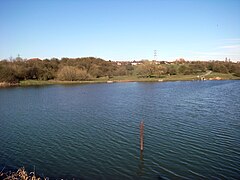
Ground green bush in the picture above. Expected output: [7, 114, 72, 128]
[0, 65, 19, 83]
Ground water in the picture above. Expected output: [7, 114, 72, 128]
[0, 80, 240, 179]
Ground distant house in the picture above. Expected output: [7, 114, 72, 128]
[28, 58, 42, 61]
[175, 58, 186, 64]
[131, 60, 143, 66]
[131, 62, 138, 66]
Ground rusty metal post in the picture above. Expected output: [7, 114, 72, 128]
[140, 121, 144, 151]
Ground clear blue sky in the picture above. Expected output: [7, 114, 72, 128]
[0, 0, 240, 61]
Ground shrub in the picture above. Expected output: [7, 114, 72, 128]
[0, 65, 19, 83]
[57, 66, 90, 81]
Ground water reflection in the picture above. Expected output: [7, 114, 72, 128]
[137, 150, 144, 176]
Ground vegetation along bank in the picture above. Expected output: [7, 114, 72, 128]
[0, 57, 240, 86]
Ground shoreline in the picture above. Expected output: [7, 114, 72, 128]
[1, 74, 239, 87]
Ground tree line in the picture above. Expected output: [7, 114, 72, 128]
[0, 57, 239, 83]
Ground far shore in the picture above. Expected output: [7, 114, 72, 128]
[1, 73, 239, 87]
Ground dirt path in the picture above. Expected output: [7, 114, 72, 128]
[204, 70, 212, 76]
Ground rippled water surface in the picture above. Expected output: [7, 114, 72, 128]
[0, 80, 240, 179]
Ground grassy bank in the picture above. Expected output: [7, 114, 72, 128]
[19, 79, 106, 86]
[205, 72, 240, 80]
[18, 73, 240, 86]
[163, 73, 240, 81]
